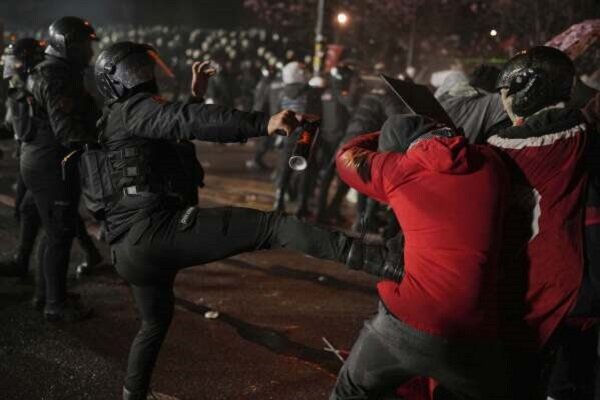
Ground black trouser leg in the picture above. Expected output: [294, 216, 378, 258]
[113, 207, 353, 396]
[17, 190, 41, 270]
[547, 325, 596, 400]
[22, 166, 79, 310]
[296, 160, 320, 216]
[296, 134, 330, 216]
[114, 207, 351, 285]
[317, 159, 337, 222]
[275, 137, 296, 211]
[328, 177, 350, 217]
[34, 234, 47, 304]
[14, 171, 27, 221]
[124, 278, 175, 398]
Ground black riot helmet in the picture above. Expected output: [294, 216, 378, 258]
[46, 16, 98, 66]
[496, 46, 575, 117]
[95, 41, 174, 100]
[2, 38, 46, 80]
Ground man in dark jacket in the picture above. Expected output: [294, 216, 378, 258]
[0, 38, 103, 288]
[20, 17, 101, 321]
[333, 114, 510, 400]
[92, 42, 402, 400]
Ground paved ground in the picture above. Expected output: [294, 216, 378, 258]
[0, 141, 381, 400]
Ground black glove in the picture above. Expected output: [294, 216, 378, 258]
[344, 233, 405, 282]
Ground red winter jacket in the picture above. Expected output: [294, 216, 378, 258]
[336, 133, 509, 338]
[487, 108, 588, 349]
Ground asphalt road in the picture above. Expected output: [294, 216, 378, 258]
[0, 141, 381, 400]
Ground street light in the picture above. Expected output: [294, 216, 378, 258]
[490, 29, 498, 37]
[337, 12, 349, 26]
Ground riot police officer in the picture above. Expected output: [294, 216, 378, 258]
[21, 17, 101, 321]
[0, 39, 47, 282]
[91, 41, 402, 400]
[0, 38, 103, 289]
[322, 75, 406, 229]
[272, 61, 322, 216]
[315, 64, 360, 223]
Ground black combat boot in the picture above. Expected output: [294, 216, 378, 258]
[44, 297, 93, 322]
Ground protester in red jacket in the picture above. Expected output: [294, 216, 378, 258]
[487, 47, 590, 399]
[331, 114, 510, 400]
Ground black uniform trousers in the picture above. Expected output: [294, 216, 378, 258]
[111, 206, 349, 396]
[21, 164, 80, 310]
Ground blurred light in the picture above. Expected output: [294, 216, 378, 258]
[337, 12, 349, 26]
[490, 29, 498, 37]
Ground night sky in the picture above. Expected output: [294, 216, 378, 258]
[0, 0, 251, 30]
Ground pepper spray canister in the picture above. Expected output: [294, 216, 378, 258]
[289, 120, 320, 171]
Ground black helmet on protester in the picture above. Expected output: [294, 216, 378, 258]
[495, 46, 575, 117]
[95, 41, 174, 100]
[2, 38, 46, 79]
[46, 16, 98, 66]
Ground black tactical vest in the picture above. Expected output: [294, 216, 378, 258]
[80, 101, 202, 219]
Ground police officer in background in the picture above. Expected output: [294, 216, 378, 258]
[0, 38, 103, 289]
[272, 61, 322, 217]
[315, 63, 360, 223]
[91, 41, 402, 400]
[247, 63, 277, 171]
[21, 17, 101, 321]
[0, 39, 47, 281]
[322, 73, 406, 228]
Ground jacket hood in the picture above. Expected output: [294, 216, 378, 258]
[379, 114, 440, 153]
[407, 135, 472, 174]
[379, 114, 471, 174]
[500, 106, 585, 139]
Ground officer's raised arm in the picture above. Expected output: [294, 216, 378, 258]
[126, 98, 299, 142]
[94, 44, 298, 143]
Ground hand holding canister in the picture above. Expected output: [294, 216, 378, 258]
[289, 119, 320, 171]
